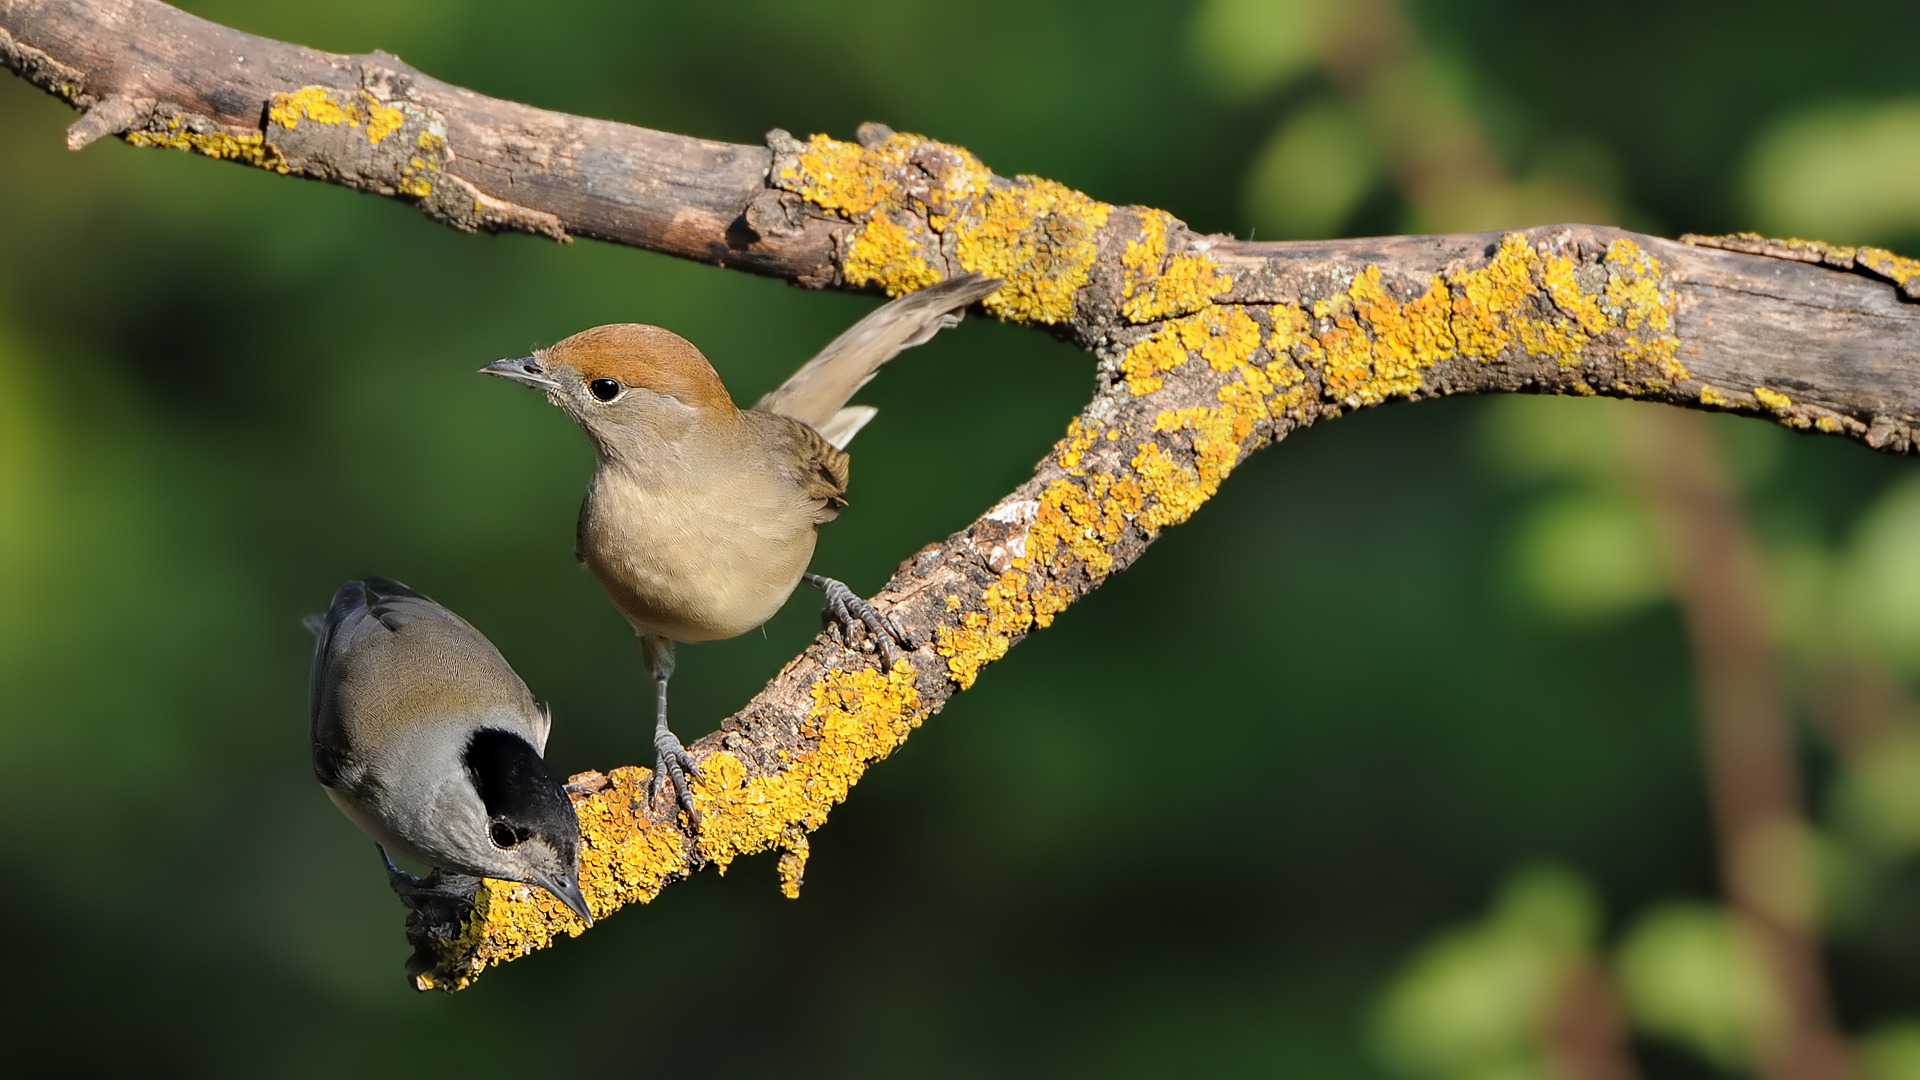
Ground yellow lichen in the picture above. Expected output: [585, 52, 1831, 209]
[267, 85, 413, 147]
[843, 213, 940, 295]
[1815, 416, 1841, 433]
[935, 569, 1038, 689]
[1751, 386, 1811, 428]
[1699, 385, 1731, 407]
[777, 835, 810, 899]
[1024, 473, 1142, 577]
[1131, 442, 1212, 533]
[780, 132, 974, 219]
[1319, 266, 1460, 405]
[775, 131, 1107, 323]
[1120, 321, 1193, 394]
[950, 176, 1111, 323]
[1121, 306, 1262, 396]
[1122, 251, 1231, 322]
[1539, 250, 1609, 335]
[268, 86, 353, 129]
[693, 663, 921, 871]
[1178, 304, 1263, 371]
[1053, 416, 1100, 473]
[122, 128, 288, 173]
[1685, 232, 1859, 266]
[1448, 232, 1542, 362]
[1858, 246, 1920, 287]
[1270, 303, 1312, 352]
[364, 100, 405, 145]
[1688, 231, 1918, 293]
[1121, 210, 1173, 301]
[1603, 238, 1686, 382]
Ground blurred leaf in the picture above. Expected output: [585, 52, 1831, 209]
[1835, 727, 1920, 854]
[1860, 1022, 1920, 1080]
[1614, 903, 1781, 1071]
[1372, 866, 1596, 1079]
[1744, 98, 1920, 245]
[1507, 488, 1666, 623]
[1478, 395, 1629, 486]
[1838, 476, 1920, 676]
[1188, 0, 1334, 102]
[1242, 98, 1379, 240]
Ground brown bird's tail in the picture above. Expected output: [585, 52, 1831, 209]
[752, 272, 1001, 447]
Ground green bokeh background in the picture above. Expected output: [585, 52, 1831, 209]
[2, 0, 1919, 1074]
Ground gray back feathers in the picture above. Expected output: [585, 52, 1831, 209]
[308, 577, 548, 788]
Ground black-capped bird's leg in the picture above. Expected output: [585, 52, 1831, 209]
[641, 634, 701, 822]
[379, 844, 418, 892]
[378, 845, 479, 913]
[802, 572, 912, 668]
[379, 846, 482, 987]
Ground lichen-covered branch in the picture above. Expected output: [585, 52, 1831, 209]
[5, 0, 1918, 991]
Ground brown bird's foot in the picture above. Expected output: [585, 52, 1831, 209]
[649, 730, 702, 823]
[803, 572, 913, 668]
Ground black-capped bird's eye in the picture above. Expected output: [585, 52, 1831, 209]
[489, 821, 519, 848]
[589, 378, 621, 402]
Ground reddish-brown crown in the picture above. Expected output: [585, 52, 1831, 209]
[542, 324, 735, 413]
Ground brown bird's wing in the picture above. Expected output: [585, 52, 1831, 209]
[754, 412, 851, 525]
[752, 273, 1001, 441]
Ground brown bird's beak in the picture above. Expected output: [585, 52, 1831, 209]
[480, 356, 559, 391]
[532, 870, 594, 926]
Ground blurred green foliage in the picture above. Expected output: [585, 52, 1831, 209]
[1374, 866, 1600, 1079]
[1615, 904, 1782, 1073]
[3, 0, 1920, 1074]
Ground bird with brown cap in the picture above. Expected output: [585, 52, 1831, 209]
[482, 273, 1000, 817]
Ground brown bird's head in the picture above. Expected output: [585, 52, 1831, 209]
[482, 324, 736, 448]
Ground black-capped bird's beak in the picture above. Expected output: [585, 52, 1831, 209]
[480, 356, 559, 391]
[533, 870, 593, 927]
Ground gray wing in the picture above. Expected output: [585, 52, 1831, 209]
[752, 273, 1001, 438]
[307, 579, 380, 788]
[305, 576, 538, 787]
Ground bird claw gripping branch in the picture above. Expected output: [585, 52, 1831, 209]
[805, 571, 912, 669]
[649, 729, 702, 824]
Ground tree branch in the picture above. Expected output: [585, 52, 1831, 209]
[5, 0, 1917, 990]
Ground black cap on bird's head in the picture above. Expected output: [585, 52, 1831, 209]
[463, 728, 592, 925]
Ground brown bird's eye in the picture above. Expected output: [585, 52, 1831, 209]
[489, 821, 519, 848]
[588, 378, 621, 402]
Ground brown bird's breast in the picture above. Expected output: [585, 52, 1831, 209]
[578, 451, 824, 642]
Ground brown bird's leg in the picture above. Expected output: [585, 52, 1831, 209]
[641, 634, 701, 817]
[802, 573, 913, 669]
